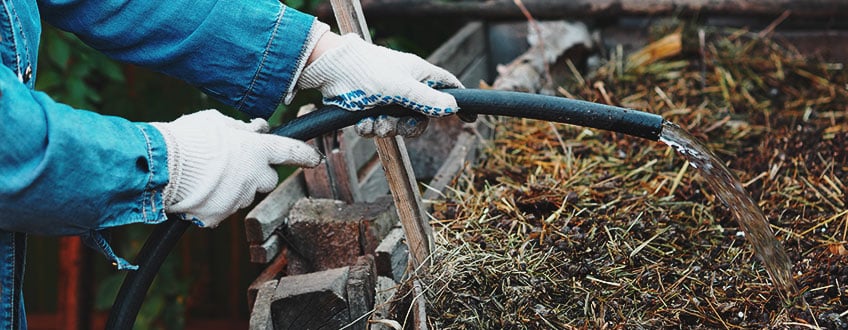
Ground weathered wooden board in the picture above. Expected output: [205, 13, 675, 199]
[421, 130, 478, 202]
[345, 256, 377, 329]
[247, 245, 288, 308]
[374, 227, 409, 282]
[248, 279, 278, 330]
[271, 267, 351, 329]
[330, 0, 848, 20]
[248, 233, 281, 264]
[244, 170, 307, 243]
[427, 22, 487, 76]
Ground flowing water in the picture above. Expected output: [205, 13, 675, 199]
[659, 121, 798, 299]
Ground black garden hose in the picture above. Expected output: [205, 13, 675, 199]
[106, 89, 663, 329]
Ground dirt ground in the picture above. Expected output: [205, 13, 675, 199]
[426, 22, 847, 329]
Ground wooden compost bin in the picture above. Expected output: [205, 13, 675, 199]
[242, 21, 507, 329]
[244, 10, 848, 329]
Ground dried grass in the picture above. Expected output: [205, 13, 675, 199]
[425, 22, 848, 329]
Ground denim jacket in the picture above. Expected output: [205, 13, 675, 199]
[0, 0, 317, 328]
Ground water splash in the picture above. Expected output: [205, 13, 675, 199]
[659, 121, 797, 299]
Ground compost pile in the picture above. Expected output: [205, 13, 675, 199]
[426, 23, 847, 329]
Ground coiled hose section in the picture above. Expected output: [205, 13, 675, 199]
[106, 89, 663, 329]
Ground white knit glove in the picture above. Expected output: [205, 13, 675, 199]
[151, 110, 322, 228]
[297, 33, 463, 137]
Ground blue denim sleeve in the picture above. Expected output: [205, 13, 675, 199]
[37, 0, 315, 119]
[0, 65, 169, 236]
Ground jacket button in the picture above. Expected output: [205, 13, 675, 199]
[22, 65, 32, 83]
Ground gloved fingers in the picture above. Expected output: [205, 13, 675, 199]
[398, 80, 459, 117]
[398, 52, 463, 89]
[355, 117, 377, 138]
[180, 109, 270, 133]
[420, 66, 464, 90]
[354, 115, 429, 138]
[245, 118, 270, 133]
[222, 116, 269, 133]
[397, 115, 429, 138]
[373, 115, 399, 137]
[259, 135, 323, 167]
[355, 116, 400, 138]
[254, 165, 280, 194]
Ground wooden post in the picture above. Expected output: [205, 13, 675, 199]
[323, 0, 848, 20]
[329, 0, 433, 271]
[328, 3, 433, 328]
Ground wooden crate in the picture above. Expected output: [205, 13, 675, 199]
[244, 21, 505, 329]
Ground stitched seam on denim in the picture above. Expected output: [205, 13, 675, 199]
[7, 3, 27, 75]
[0, 232, 13, 328]
[235, 5, 285, 111]
[8, 233, 15, 330]
[137, 126, 157, 223]
[0, 1, 20, 78]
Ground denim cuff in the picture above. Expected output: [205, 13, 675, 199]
[135, 123, 169, 224]
[81, 123, 170, 270]
[235, 6, 315, 119]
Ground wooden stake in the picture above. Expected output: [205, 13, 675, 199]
[329, 0, 433, 271]
[328, 1, 432, 328]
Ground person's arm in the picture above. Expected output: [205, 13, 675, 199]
[0, 65, 169, 236]
[37, 0, 325, 119]
[0, 62, 321, 237]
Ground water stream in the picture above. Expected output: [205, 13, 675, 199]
[658, 121, 798, 299]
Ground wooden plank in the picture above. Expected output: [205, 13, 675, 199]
[458, 56, 490, 88]
[373, 138, 433, 268]
[358, 161, 389, 203]
[405, 116, 466, 180]
[304, 132, 361, 203]
[330, 0, 848, 20]
[330, 0, 434, 271]
[244, 169, 307, 244]
[268, 260, 376, 329]
[247, 245, 288, 308]
[271, 267, 351, 329]
[778, 30, 848, 62]
[345, 126, 378, 175]
[346, 255, 377, 329]
[374, 227, 409, 282]
[248, 233, 282, 264]
[422, 131, 477, 202]
[248, 279, 278, 330]
[412, 279, 427, 330]
[426, 22, 487, 75]
[371, 276, 400, 330]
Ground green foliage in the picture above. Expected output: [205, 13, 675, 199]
[37, 27, 125, 111]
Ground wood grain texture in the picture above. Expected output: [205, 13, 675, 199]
[330, 0, 434, 271]
[244, 170, 307, 244]
[323, 0, 848, 20]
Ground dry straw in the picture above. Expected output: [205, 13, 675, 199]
[426, 21, 847, 329]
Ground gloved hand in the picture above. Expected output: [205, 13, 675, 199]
[151, 110, 322, 228]
[297, 33, 465, 138]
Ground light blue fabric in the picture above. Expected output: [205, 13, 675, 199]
[0, 0, 316, 327]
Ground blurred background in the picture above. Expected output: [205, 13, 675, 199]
[24, 1, 463, 329]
